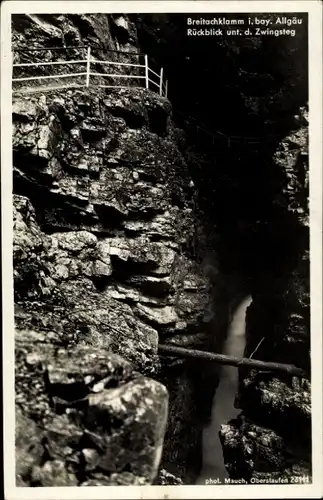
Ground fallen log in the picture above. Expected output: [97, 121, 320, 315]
[158, 344, 306, 378]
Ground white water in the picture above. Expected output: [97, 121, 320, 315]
[196, 296, 252, 485]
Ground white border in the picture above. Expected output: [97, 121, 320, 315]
[1, 1, 322, 499]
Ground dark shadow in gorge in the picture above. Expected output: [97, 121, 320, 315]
[134, 12, 309, 483]
[157, 132, 309, 482]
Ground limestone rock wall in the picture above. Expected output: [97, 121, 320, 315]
[13, 84, 221, 485]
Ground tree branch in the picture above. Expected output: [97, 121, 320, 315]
[249, 337, 265, 359]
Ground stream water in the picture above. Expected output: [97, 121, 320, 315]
[196, 296, 252, 485]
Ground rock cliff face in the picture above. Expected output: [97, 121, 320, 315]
[13, 79, 222, 485]
[219, 107, 310, 480]
[12, 14, 227, 486]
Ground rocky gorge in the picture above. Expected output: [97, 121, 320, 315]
[12, 13, 311, 487]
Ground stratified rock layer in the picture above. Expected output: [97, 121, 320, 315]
[13, 86, 218, 485]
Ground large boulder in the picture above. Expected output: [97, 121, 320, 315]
[15, 337, 168, 486]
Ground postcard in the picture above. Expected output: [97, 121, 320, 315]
[2, 1, 322, 499]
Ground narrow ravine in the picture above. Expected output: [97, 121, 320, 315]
[10, 11, 312, 487]
[196, 296, 252, 484]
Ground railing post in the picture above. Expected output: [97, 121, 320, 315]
[145, 54, 149, 89]
[159, 67, 163, 96]
[86, 46, 91, 87]
[165, 79, 168, 98]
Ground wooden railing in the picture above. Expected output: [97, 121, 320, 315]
[12, 45, 168, 97]
[12, 46, 277, 149]
[173, 108, 282, 149]
[174, 109, 261, 147]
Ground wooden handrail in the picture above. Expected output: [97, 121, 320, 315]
[173, 108, 266, 146]
[92, 60, 145, 68]
[12, 72, 87, 82]
[13, 59, 87, 68]
[158, 344, 307, 378]
[89, 72, 146, 79]
[12, 46, 167, 97]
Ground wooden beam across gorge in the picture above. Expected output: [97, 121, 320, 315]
[158, 344, 306, 378]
